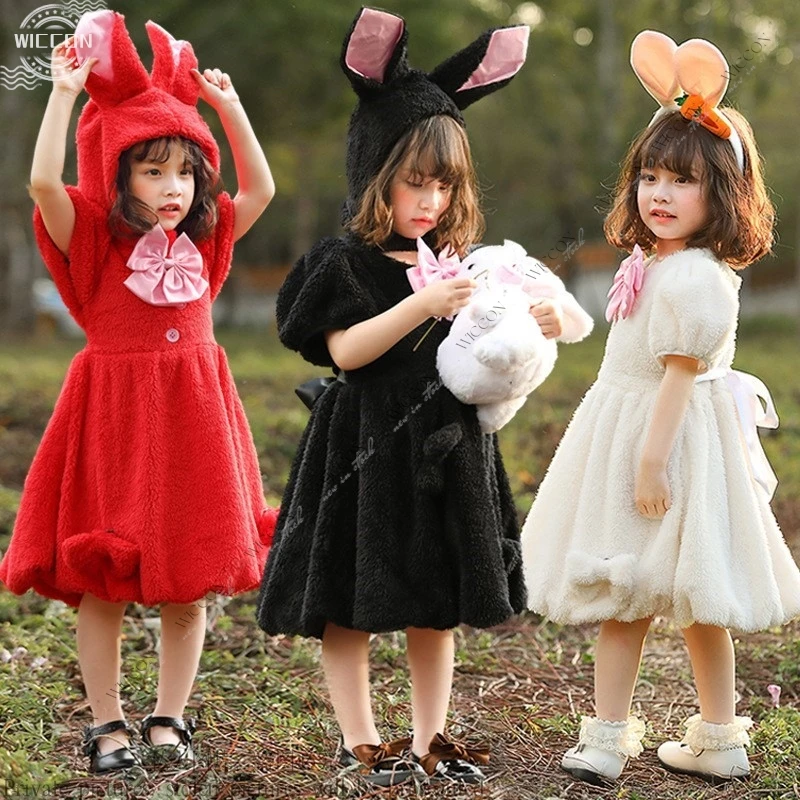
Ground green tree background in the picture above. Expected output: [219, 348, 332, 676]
[1, 0, 798, 329]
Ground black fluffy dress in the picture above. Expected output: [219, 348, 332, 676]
[256, 235, 526, 638]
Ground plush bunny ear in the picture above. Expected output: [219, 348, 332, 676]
[146, 21, 200, 105]
[73, 10, 150, 106]
[630, 30, 680, 107]
[674, 38, 729, 107]
[429, 26, 529, 110]
[341, 7, 408, 96]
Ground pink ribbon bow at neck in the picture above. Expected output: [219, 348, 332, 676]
[406, 237, 462, 321]
[124, 226, 208, 307]
[606, 244, 645, 323]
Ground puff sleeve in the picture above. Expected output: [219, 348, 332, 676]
[32, 186, 110, 327]
[205, 190, 236, 301]
[647, 250, 739, 372]
[276, 237, 379, 367]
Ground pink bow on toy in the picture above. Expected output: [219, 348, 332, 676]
[605, 244, 645, 323]
[407, 238, 463, 321]
[124, 226, 208, 307]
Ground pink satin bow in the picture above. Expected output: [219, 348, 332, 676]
[606, 244, 645, 323]
[406, 238, 463, 321]
[124, 226, 208, 307]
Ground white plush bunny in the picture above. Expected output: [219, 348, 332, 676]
[412, 239, 594, 433]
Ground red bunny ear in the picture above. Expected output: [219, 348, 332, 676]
[146, 20, 200, 105]
[73, 10, 150, 106]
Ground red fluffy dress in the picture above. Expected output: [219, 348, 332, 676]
[0, 11, 277, 607]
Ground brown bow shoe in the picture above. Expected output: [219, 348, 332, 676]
[412, 732, 489, 783]
[338, 737, 423, 786]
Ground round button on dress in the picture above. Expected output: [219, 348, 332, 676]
[165, 328, 180, 343]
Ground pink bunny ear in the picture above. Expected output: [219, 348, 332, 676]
[457, 27, 529, 92]
[430, 25, 529, 110]
[674, 38, 729, 106]
[73, 10, 150, 106]
[630, 30, 680, 107]
[342, 8, 406, 85]
[146, 21, 200, 105]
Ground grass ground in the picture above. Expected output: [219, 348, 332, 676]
[1, 320, 799, 800]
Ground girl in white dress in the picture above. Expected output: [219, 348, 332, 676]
[520, 30, 800, 786]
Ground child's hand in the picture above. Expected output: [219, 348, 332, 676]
[50, 39, 96, 98]
[417, 278, 476, 319]
[191, 68, 239, 110]
[635, 459, 671, 519]
[530, 298, 564, 339]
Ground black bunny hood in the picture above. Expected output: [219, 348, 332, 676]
[340, 7, 529, 223]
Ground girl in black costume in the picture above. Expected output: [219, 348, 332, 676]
[257, 6, 567, 786]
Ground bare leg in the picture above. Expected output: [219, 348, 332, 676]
[594, 617, 652, 720]
[321, 622, 380, 751]
[681, 624, 735, 724]
[77, 593, 129, 754]
[406, 627, 454, 756]
[147, 602, 207, 745]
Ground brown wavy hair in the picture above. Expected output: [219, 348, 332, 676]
[347, 115, 484, 256]
[109, 137, 222, 241]
[604, 109, 774, 268]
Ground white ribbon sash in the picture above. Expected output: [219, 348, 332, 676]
[696, 367, 779, 500]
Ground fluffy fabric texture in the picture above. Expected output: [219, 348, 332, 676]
[256, 235, 526, 638]
[434, 240, 594, 432]
[0, 194, 274, 606]
[340, 7, 528, 222]
[521, 247, 800, 632]
[578, 717, 646, 759]
[73, 10, 219, 210]
[682, 715, 753, 751]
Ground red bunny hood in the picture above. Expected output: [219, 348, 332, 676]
[72, 10, 219, 210]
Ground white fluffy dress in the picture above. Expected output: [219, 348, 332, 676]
[521, 247, 800, 632]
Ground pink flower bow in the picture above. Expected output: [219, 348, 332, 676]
[124, 226, 208, 307]
[605, 244, 645, 323]
[406, 238, 463, 321]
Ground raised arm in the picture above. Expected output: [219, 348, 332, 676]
[325, 277, 476, 371]
[191, 68, 275, 242]
[635, 354, 700, 519]
[29, 42, 96, 256]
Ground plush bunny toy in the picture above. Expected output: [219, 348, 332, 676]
[411, 238, 594, 433]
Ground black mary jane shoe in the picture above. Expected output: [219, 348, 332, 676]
[338, 737, 423, 787]
[140, 714, 196, 765]
[412, 733, 489, 783]
[82, 719, 139, 774]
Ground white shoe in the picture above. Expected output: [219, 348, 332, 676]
[657, 741, 749, 782]
[561, 744, 625, 784]
[657, 715, 752, 783]
[560, 716, 645, 785]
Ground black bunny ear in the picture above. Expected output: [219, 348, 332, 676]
[340, 7, 409, 97]
[429, 25, 529, 110]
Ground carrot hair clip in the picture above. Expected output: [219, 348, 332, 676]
[630, 30, 745, 172]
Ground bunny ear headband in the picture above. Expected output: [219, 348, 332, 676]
[340, 7, 529, 224]
[631, 30, 745, 172]
[68, 10, 219, 209]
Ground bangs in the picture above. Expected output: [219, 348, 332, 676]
[637, 116, 705, 179]
[129, 137, 195, 167]
[402, 116, 471, 185]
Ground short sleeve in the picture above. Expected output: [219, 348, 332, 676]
[647, 251, 739, 372]
[206, 191, 236, 301]
[276, 237, 379, 367]
[32, 185, 109, 325]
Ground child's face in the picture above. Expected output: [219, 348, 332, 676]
[128, 145, 195, 231]
[389, 158, 453, 240]
[637, 165, 708, 251]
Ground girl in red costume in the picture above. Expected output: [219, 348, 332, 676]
[0, 10, 276, 773]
